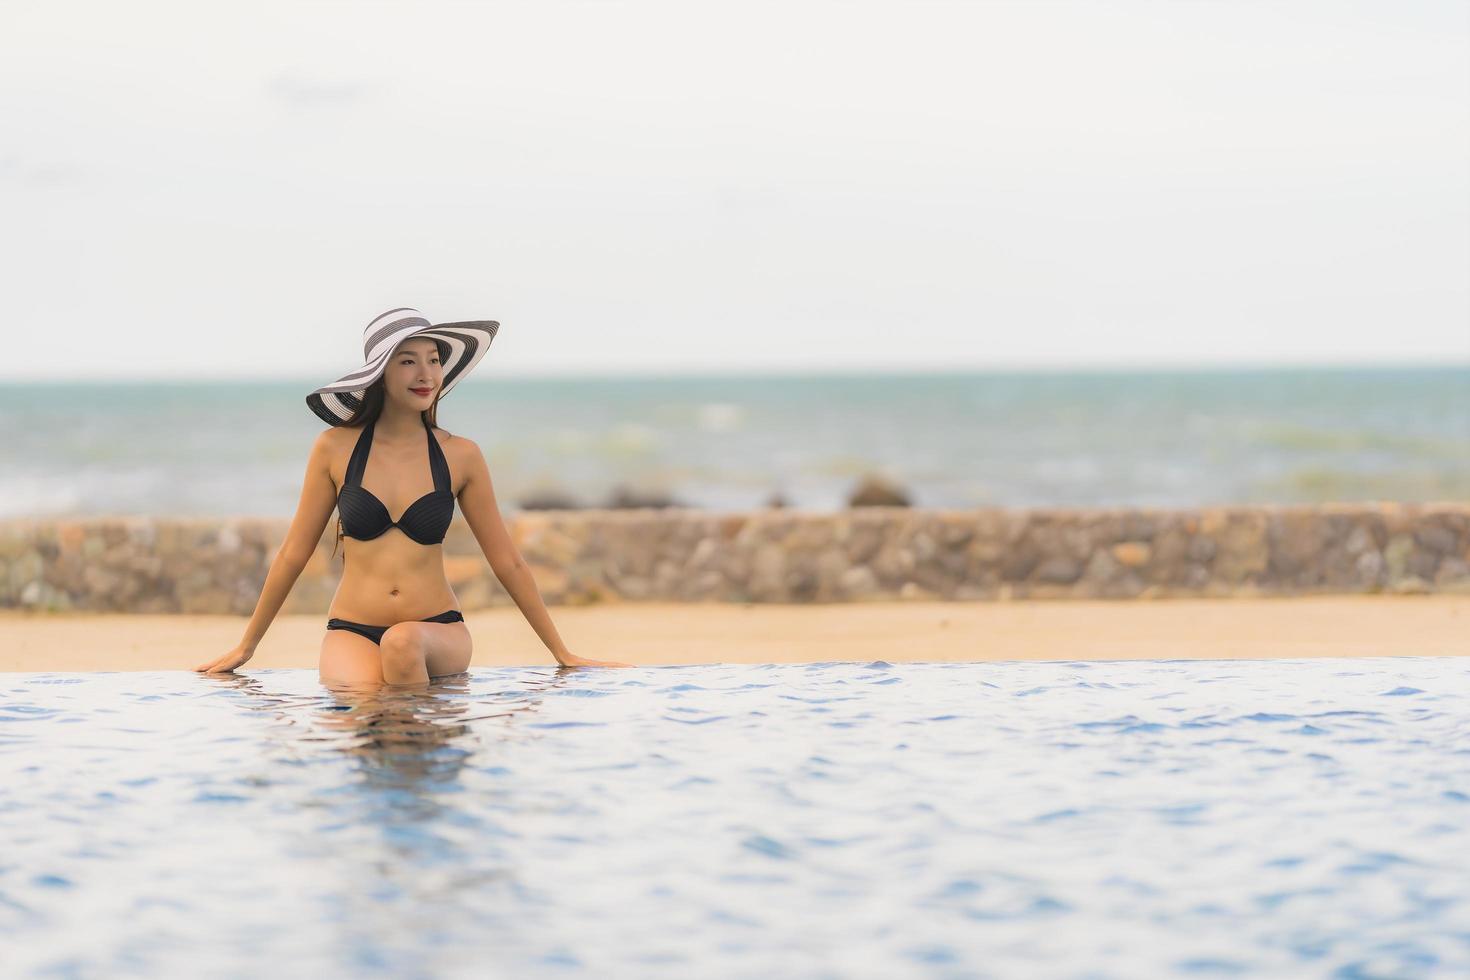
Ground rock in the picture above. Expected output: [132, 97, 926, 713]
[81, 566, 121, 596]
[1344, 525, 1376, 556]
[687, 537, 720, 569]
[936, 517, 976, 548]
[1149, 524, 1191, 580]
[1383, 534, 1415, 580]
[749, 543, 787, 599]
[8, 551, 43, 592]
[1035, 557, 1082, 584]
[1269, 511, 1331, 584]
[999, 540, 1040, 581]
[847, 475, 911, 507]
[1415, 524, 1459, 556]
[56, 523, 85, 551]
[522, 524, 582, 568]
[843, 520, 885, 565]
[871, 544, 916, 583]
[682, 569, 727, 600]
[911, 530, 937, 562]
[1187, 536, 1217, 563]
[839, 565, 879, 598]
[1389, 576, 1431, 595]
[217, 526, 241, 553]
[1434, 557, 1470, 587]
[605, 485, 681, 509]
[616, 574, 651, 600]
[4, 504, 1470, 614]
[816, 547, 850, 594]
[1085, 548, 1122, 582]
[786, 565, 819, 601]
[180, 588, 232, 614]
[517, 486, 583, 510]
[1355, 550, 1386, 588]
[898, 581, 936, 601]
[1111, 542, 1151, 567]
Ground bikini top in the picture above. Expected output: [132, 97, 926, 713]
[337, 415, 455, 545]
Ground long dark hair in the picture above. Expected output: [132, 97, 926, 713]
[330, 339, 449, 560]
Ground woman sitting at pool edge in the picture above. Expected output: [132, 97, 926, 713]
[193, 307, 634, 687]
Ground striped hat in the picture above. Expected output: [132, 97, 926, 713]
[306, 307, 499, 425]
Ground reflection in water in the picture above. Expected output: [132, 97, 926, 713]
[194, 667, 577, 809]
[178, 667, 592, 970]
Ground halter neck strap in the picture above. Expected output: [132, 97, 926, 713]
[343, 415, 449, 493]
[424, 415, 451, 494]
[344, 417, 375, 488]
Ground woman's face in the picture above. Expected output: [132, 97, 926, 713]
[382, 338, 444, 412]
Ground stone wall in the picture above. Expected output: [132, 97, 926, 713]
[2, 503, 1467, 614]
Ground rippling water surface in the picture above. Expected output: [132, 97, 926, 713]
[3, 659, 1468, 978]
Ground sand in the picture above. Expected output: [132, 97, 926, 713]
[0, 595, 1466, 672]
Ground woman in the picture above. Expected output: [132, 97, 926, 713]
[193, 307, 633, 687]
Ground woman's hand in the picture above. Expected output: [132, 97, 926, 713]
[556, 652, 635, 669]
[194, 643, 255, 674]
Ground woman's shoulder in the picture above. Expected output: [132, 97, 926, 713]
[430, 426, 482, 455]
[312, 424, 362, 471]
[314, 424, 350, 451]
[314, 423, 362, 454]
[431, 427, 486, 477]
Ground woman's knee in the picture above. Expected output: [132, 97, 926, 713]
[320, 630, 385, 688]
[379, 623, 426, 665]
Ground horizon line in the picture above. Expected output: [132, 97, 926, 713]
[3, 357, 1469, 384]
[2, 359, 1470, 382]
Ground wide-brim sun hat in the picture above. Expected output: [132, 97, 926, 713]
[306, 307, 499, 426]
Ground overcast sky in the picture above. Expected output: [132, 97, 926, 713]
[3, 0, 1467, 380]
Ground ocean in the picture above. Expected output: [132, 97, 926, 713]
[1, 366, 1466, 519]
[2, 658, 1467, 977]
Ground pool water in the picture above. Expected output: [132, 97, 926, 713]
[2, 658, 1468, 978]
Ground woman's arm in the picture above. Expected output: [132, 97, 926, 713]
[455, 438, 632, 668]
[194, 431, 338, 672]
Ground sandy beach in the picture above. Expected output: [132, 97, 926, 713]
[1, 594, 1465, 672]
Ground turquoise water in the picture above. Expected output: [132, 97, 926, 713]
[1, 366, 1466, 518]
[3, 658, 1468, 977]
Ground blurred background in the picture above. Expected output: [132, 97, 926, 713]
[2, 0, 1466, 518]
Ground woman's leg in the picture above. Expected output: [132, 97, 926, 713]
[379, 618, 474, 686]
[319, 627, 386, 691]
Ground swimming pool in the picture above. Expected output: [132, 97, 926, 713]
[3, 658, 1467, 978]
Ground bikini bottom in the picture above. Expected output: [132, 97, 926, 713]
[325, 609, 465, 646]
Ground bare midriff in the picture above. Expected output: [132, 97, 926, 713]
[326, 531, 461, 625]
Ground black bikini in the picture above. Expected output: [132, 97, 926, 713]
[338, 414, 455, 545]
[325, 415, 464, 645]
[326, 608, 464, 646]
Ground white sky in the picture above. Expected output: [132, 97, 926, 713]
[2, 0, 1467, 380]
